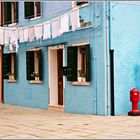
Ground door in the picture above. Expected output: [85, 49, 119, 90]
[57, 49, 63, 105]
[110, 50, 115, 116]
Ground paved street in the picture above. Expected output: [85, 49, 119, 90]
[0, 103, 140, 139]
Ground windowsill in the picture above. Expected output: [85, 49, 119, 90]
[30, 16, 41, 21]
[30, 80, 42, 84]
[72, 81, 90, 86]
[7, 79, 17, 83]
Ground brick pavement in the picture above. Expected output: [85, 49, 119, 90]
[0, 103, 140, 139]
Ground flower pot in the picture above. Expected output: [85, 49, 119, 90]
[78, 77, 82, 82]
[35, 77, 39, 81]
[82, 77, 86, 82]
[9, 75, 14, 80]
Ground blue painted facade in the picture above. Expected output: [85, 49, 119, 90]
[4, 1, 140, 115]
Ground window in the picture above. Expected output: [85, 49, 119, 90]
[1, 2, 18, 25]
[72, 1, 88, 8]
[2, 52, 17, 80]
[26, 49, 42, 81]
[25, 2, 41, 19]
[67, 44, 90, 82]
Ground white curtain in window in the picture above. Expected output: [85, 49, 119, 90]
[43, 22, 51, 40]
[70, 9, 80, 31]
[52, 18, 60, 38]
[29, 26, 35, 42]
[0, 27, 4, 45]
[34, 24, 43, 40]
[60, 14, 69, 35]
[19, 27, 24, 43]
[4, 28, 10, 45]
[24, 27, 29, 42]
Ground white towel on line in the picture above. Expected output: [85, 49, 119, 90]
[19, 27, 24, 43]
[43, 22, 51, 40]
[4, 28, 10, 45]
[70, 9, 80, 31]
[29, 26, 35, 42]
[34, 24, 43, 40]
[24, 27, 29, 42]
[52, 18, 60, 38]
[0, 27, 4, 45]
[60, 14, 69, 34]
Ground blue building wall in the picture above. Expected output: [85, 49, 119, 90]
[110, 2, 140, 115]
[4, 2, 108, 115]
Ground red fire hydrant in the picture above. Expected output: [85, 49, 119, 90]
[128, 88, 140, 116]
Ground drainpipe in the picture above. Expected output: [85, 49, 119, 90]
[105, 2, 111, 116]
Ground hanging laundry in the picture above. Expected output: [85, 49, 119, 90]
[10, 28, 18, 44]
[60, 14, 69, 34]
[70, 9, 80, 31]
[52, 18, 60, 38]
[9, 28, 19, 52]
[43, 22, 51, 40]
[4, 28, 10, 45]
[9, 44, 14, 51]
[34, 24, 42, 40]
[29, 26, 35, 42]
[19, 27, 24, 43]
[24, 27, 29, 42]
[0, 27, 4, 45]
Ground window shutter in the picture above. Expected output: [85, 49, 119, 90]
[2, 54, 11, 79]
[24, 2, 34, 19]
[37, 50, 43, 81]
[67, 47, 77, 81]
[86, 45, 91, 82]
[26, 51, 34, 80]
[13, 53, 17, 80]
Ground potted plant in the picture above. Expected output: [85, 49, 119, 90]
[31, 72, 40, 80]
[6, 72, 15, 80]
[78, 69, 86, 82]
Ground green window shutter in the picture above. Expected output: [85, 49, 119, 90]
[13, 53, 17, 80]
[37, 50, 43, 81]
[67, 47, 77, 81]
[26, 51, 34, 80]
[86, 45, 91, 82]
[2, 54, 11, 79]
[24, 2, 34, 19]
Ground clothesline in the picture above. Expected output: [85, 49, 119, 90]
[0, 7, 80, 52]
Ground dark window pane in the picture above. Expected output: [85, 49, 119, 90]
[2, 54, 11, 79]
[3, 2, 12, 25]
[26, 51, 35, 80]
[25, 2, 34, 19]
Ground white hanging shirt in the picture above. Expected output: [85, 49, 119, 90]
[24, 27, 29, 42]
[0, 27, 4, 45]
[19, 27, 24, 43]
[34, 24, 43, 40]
[70, 8, 80, 31]
[43, 22, 51, 40]
[52, 18, 60, 38]
[60, 14, 69, 34]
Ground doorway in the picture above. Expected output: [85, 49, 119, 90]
[48, 47, 64, 107]
[110, 50, 115, 116]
